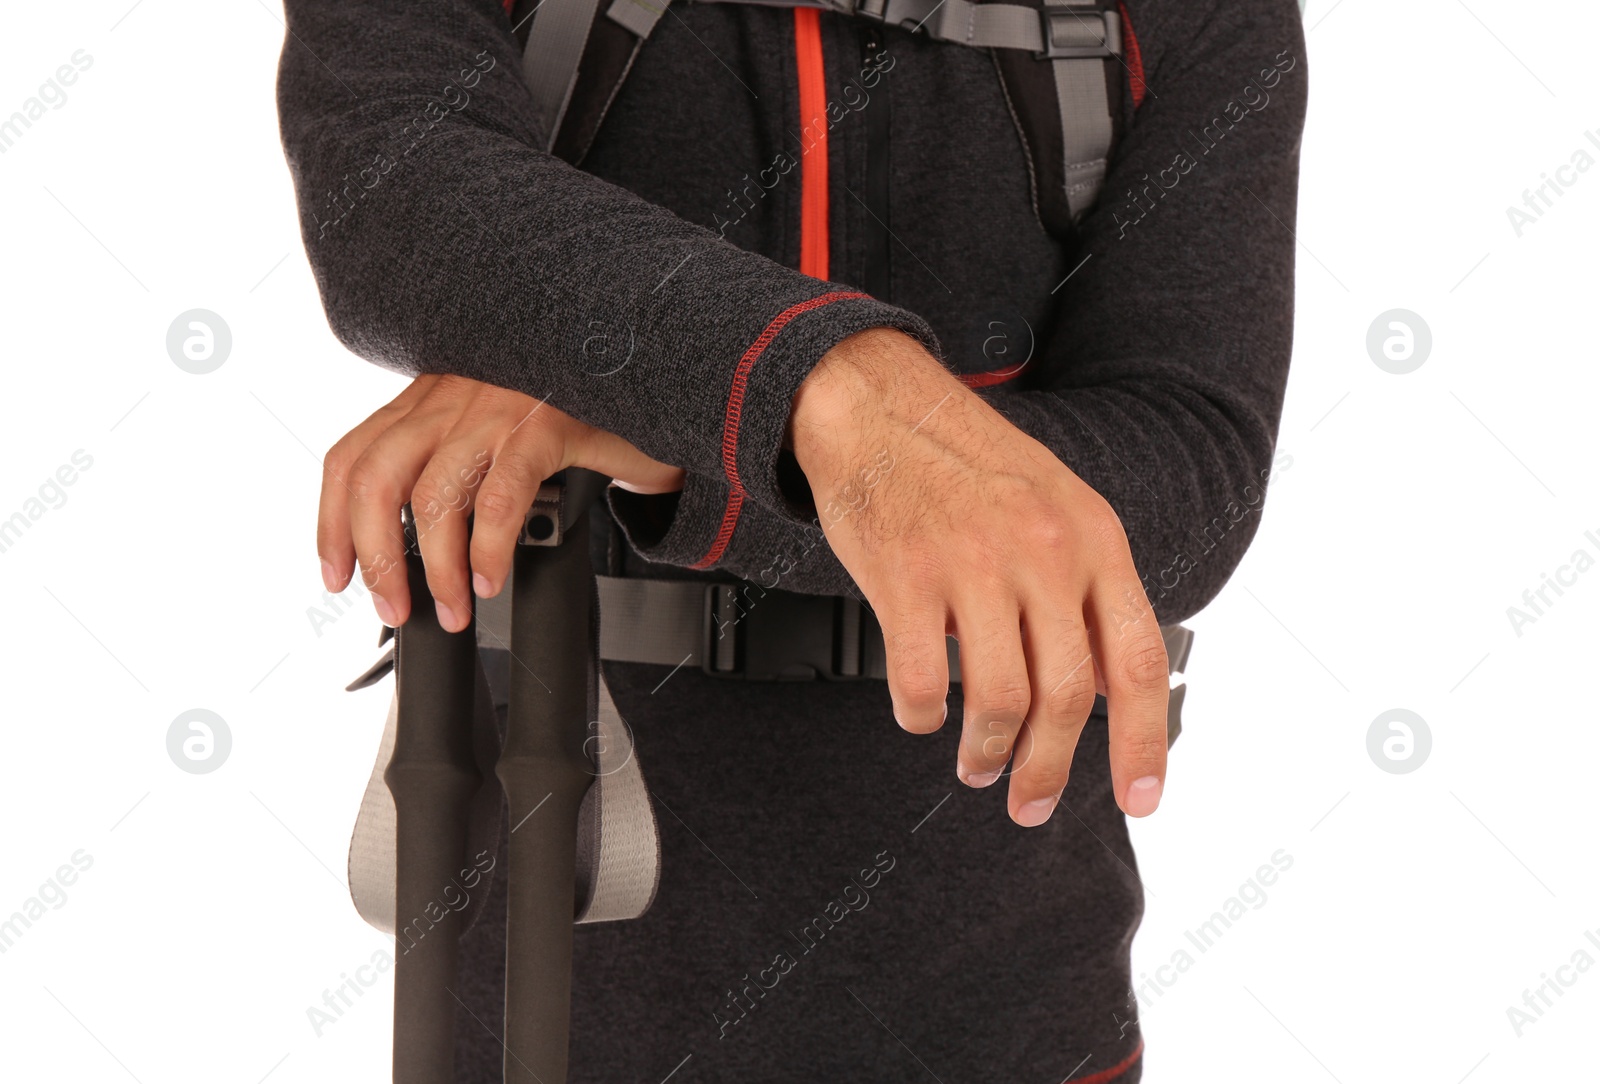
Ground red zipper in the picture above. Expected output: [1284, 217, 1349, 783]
[794, 8, 829, 280]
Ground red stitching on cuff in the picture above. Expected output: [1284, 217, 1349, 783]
[690, 290, 869, 570]
[1118, 1, 1146, 109]
[1063, 1040, 1144, 1084]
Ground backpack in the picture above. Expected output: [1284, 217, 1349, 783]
[347, 9, 1157, 1078]
[508, 0, 1133, 241]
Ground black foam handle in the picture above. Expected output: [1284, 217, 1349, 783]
[498, 484, 597, 1084]
[386, 506, 485, 1084]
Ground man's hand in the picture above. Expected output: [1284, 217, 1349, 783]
[319, 374, 684, 632]
[790, 329, 1170, 827]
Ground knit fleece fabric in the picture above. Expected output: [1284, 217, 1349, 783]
[275, 0, 1307, 1079]
[276, 0, 1308, 623]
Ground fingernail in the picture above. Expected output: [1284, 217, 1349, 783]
[1016, 795, 1058, 828]
[320, 559, 338, 593]
[963, 765, 1003, 789]
[435, 602, 459, 631]
[473, 572, 492, 598]
[373, 594, 397, 627]
[1126, 775, 1163, 817]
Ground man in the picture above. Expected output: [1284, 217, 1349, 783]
[277, 0, 1306, 1078]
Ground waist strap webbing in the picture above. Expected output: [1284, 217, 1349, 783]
[475, 572, 1193, 695]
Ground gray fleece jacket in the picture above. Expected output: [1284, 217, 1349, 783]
[275, 0, 1308, 625]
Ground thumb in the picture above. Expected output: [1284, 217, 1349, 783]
[571, 427, 685, 495]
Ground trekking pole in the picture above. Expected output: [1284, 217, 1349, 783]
[384, 503, 484, 1084]
[499, 468, 610, 1084]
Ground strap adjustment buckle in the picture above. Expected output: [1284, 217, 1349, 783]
[1037, 3, 1121, 60]
[700, 583, 876, 680]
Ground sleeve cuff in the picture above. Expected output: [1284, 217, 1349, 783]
[605, 472, 733, 570]
[728, 296, 941, 527]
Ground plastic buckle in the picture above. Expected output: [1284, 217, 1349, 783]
[700, 584, 871, 681]
[1037, 5, 1120, 60]
[852, 0, 889, 22]
[519, 483, 564, 547]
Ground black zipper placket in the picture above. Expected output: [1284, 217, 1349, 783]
[859, 23, 891, 301]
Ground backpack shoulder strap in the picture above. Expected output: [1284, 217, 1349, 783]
[511, 0, 673, 164]
[510, 0, 1125, 231]
[992, 0, 1126, 238]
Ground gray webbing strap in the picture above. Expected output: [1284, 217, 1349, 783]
[480, 574, 1188, 694]
[674, 0, 1120, 217]
[523, 0, 1121, 222]
[521, 0, 610, 152]
[573, 674, 661, 922]
[606, 0, 672, 38]
[1044, 0, 1118, 219]
[693, 0, 1050, 50]
[349, 650, 662, 932]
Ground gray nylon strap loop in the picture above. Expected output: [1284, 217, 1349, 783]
[573, 674, 662, 922]
[522, 0, 609, 152]
[350, 664, 662, 932]
[1053, 51, 1114, 218]
[692, 0, 1052, 51]
[595, 575, 707, 667]
[1041, 1, 1118, 218]
[606, 0, 672, 37]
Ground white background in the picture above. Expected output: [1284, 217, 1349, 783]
[1, 1, 1596, 1081]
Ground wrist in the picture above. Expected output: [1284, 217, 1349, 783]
[788, 327, 945, 470]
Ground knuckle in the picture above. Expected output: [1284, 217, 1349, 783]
[891, 665, 946, 710]
[889, 548, 949, 596]
[324, 443, 353, 482]
[1025, 509, 1072, 553]
[473, 483, 523, 525]
[495, 447, 553, 490]
[1114, 636, 1170, 693]
[975, 678, 1031, 721]
[1020, 760, 1073, 796]
[1119, 730, 1169, 769]
[344, 458, 389, 505]
[1043, 672, 1098, 722]
[1083, 499, 1130, 557]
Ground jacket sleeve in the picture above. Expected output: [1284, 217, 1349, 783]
[611, 0, 1309, 626]
[985, 0, 1308, 624]
[275, 0, 938, 523]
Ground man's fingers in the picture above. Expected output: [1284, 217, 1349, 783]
[318, 375, 438, 594]
[1005, 593, 1099, 827]
[571, 425, 686, 495]
[413, 431, 500, 634]
[468, 409, 565, 602]
[346, 397, 466, 627]
[878, 595, 950, 735]
[951, 586, 1030, 789]
[1087, 580, 1170, 818]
